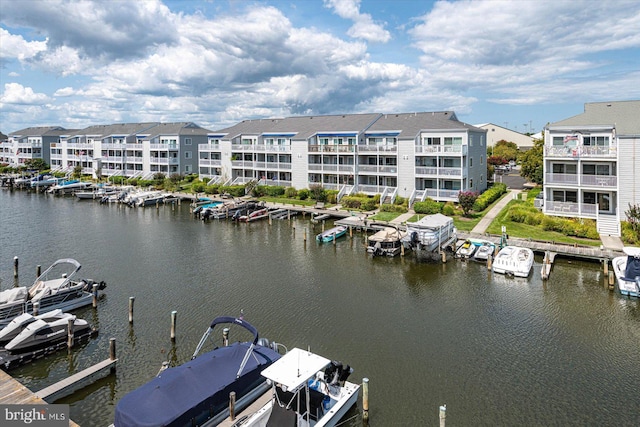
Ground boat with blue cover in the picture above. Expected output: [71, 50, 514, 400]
[113, 316, 282, 427]
[612, 247, 640, 298]
[316, 226, 347, 243]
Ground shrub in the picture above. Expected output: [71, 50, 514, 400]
[473, 183, 507, 211]
[414, 198, 443, 214]
[310, 184, 327, 202]
[622, 222, 640, 245]
[298, 188, 309, 200]
[458, 191, 478, 216]
[380, 204, 407, 213]
[284, 187, 298, 198]
[340, 196, 362, 209]
[191, 181, 206, 193]
[361, 198, 378, 211]
[442, 202, 456, 216]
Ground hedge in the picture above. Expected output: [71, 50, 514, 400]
[413, 198, 443, 214]
[473, 183, 507, 211]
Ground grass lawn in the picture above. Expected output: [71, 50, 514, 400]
[258, 196, 318, 207]
[370, 211, 402, 222]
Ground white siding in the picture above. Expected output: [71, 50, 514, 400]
[618, 136, 639, 220]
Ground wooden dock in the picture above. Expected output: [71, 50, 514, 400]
[0, 370, 80, 427]
[36, 357, 117, 402]
[218, 389, 272, 427]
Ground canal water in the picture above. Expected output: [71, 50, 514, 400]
[1, 189, 639, 426]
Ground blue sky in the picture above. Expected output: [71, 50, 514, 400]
[1, 0, 639, 135]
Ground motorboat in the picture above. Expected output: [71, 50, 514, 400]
[612, 247, 640, 298]
[473, 240, 496, 262]
[455, 239, 478, 259]
[47, 179, 91, 195]
[367, 226, 406, 256]
[75, 185, 118, 200]
[403, 213, 456, 253]
[0, 309, 70, 345]
[0, 258, 106, 328]
[492, 246, 534, 277]
[114, 316, 282, 427]
[316, 226, 348, 242]
[236, 347, 360, 427]
[238, 207, 269, 222]
[3, 315, 92, 353]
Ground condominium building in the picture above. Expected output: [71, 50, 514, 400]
[543, 100, 640, 236]
[199, 111, 487, 203]
[2, 126, 73, 167]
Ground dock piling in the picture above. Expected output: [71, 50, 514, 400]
[603, 260, 609, 275]
[362, 377, 369, 425]
[170, 310, 177, 341]
[223, 327, 229, 346]
[304, 228, 307, 242]
[13, 256, 18, 277]
[439, 404, 446, 427]
[129, 297, 135, 323]
[36, 264, 41, 277]
[229, 391, 236, 421]
[67, 317, 75, 350]
[608, 271, 615, 290]
[487, 254, 493, 270]
[33, 301, 40, 315]
[92, 283, 99, 308]
[109, 338, 116, 361]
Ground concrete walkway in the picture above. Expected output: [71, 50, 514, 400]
[470, 189, 521, 235]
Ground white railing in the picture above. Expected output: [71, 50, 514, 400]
[415, 145, 467, 155]
[416, 167, 438, 175]
[357, 145, 397, 153]
[199, 159, 222, 166]
[199, 144, 221, 151]
[581, 175, 617, 187]
[338, 165, 354, 173]
[150, 144, 178, 150]
[545, 173, 578, 184]
[439, 168, 462, 176]
[544, 145, 616, 158]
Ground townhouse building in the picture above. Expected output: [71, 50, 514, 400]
[2, 126, 72, 167]
[543, 100, 640, 237]
[199, 111, 487, 203]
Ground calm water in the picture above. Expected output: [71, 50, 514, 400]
[1, 189, 639, 426]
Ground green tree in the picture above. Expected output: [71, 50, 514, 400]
[72, 164, 83, 179]
[492, 140, 519, 161]
[458, 191, 478, 217]
[309, 184, 327, 202]
[520, 136, 544, 184]
[23, 158, 49, 171]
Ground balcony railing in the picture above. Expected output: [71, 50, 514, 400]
[18, 142, 40, 148]
[416, 167, 438, 175]
[308, 145, 357, 153]
[544, 201, 597, 217]
[253, 145, 291, 152]
[231, 160, 255, 168]
[200, 144, 221, 151]
[357, 145, 397, 153]
[545, 173, 617, 187]
[415, 145, 467, 155]
[544, 145, 616, 158]
[150, 143, 178, 150]
[67, 143, 94, 149]
[231, 144, 255, 151]
[199, 159, 222, 166]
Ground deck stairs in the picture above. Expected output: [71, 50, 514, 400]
[597, 212, 621, 237]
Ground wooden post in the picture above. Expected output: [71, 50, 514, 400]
[36, 265, 41, 277]
[287, 210, 291, 220]
[439, 404, 446, 427]
[109, 337, 117, 360]
[608, 271, 615, 290]
[349, 226, 353, 238]
[603, 260, 608, 275]
[13, 256, 18, 277]
[223, 327, 229, 347]
[92, 283, 99, 308]
[333, 232, 336, 245]
[362, 377, 369, 425]
[487, 254, 493, 270]
[33, 302, 40, 316]
[67, 317, 75, 349]
[170, 310, 177, 341]
[441, 251, 446, 263]
[129, 297, 135, 323]
[268, 214, 272, 225]
[304, 228, 307, 242]
[229, 391, 236, 421]
[401, 243, 405, 256]
[322, 220, 325, 232]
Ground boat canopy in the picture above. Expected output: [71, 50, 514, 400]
[261, 347, 330, 392]
[114, 342, 280, 427]
[624, 253, 640, 280]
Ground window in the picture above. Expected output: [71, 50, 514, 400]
[185, 151, 192, 159]
[424, 137, 441, 145]
[583, 136, 609, 146]
[470, 179, 473, 188]
[553, 190, 577, 203]
[480, 156, 483, 165]
[583, 192, 596, 204]
[444, 137, 462, 145]
[552, 137, 565, 146]
[185, 138, 192, 145]
[470, 158, 473, 168]
[185, 165, 192, 172]
[552, 163, 577, 174]
[583, 164, 610, 175]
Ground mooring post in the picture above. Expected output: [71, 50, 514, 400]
[608, 271, 615, 290]
[362, 377, 369, 425]
[129, 297, 135, 323]
[304, 228, 307, 242]
[33, 301, 40, 316]
[36, 264, 41, 277]
[92, 283, 99, 308]
[487, 254, 493, 270]
[268, 214, 272, 225]
[441, 251, 446, 263]
[288, 210, 291, 220]
[350, 226, 353, 238]
[13, 256, 18, 277]
[229, 391, 236, 420]
[439, 404, 447, 427]
[333, 232, 336, 245]
[401, 243, 405, 256]
[170, 310, 177, 341]
[223, 327, 229, 346]
[322, 220, 325, 232]
[110, 337, 117, 360]
[67, 317, 75, 350]
[603, 260, 609, 275]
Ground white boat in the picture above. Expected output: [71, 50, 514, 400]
[75, 185, 118, 200]
[367, 226, 406, 256]
[47, 179, 91, 194]
[4, 315, 92, 353]
[455, 239, 478, 259]
[0, 309, 70, 345]
[492, 246, 534, 277]
[316, 226, 347, 242]
[612, 247, 640, 298]
[236, 347, 360, 427]
[473, 240, 496, 262]
[0, 258, 106, 328]
[403, 213, 456, 253]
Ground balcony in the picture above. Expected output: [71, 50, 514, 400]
[254, 144, 292, 152]
[415, 145, 467, 155]
[308, 145, 357, 153]
[199, 159, 222, 166]
[67, 143, 94, 149]
[544, 145, 616, 158]
[544, 201, 597, 218]
[150, 143, 178, 150]
[545, 173, 617, 187]
[357, 145, 396, 153]
[200, 144, 221, 152]
[231, 144, 255, 151]
[416, 167, 438, 176]
[150, 157, 179, 165]
[101, 143, 126, 149]
[126, 143, 143, 150]
[232, 160, 255, 168]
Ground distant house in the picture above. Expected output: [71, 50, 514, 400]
[475, 123, 535, 151]
[543, 100, 640, 237]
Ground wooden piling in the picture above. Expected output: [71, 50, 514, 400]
[608, 271, 615, 290]
[441, 251, 446, 263]
[439, 404, 446, 427]
[322, 220, 325, 232]
[33, 301, 40, 315]
[333, 232, 336, 245]
[223, 327, 229, 347]
[603, 260, 609, 275]
[67, 317, 75, 350]
[349, 226, 353, 238]
[362, 377, 369, 424]
[229, 391, 236, 420]
[109, 338, 117, 361]
[128, 297, 135, 323]
[13, 256, 18, 277]
[401, 243, 405, 256]
[92, 283, 99, 308]
[36, 265, 41, 277]
[487, 254, 493, 270]
[304, 228, 307, 242]
[170, 310, 177, 341]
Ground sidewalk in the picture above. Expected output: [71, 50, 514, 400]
[470, 189, 521, 235]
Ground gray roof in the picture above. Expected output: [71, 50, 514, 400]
[549, 100, 640, 135]
[145, 122, 213, 138]
[78, 122, 159, 137]
[9, 126, 66, 137]
[368, 112, 484, 139]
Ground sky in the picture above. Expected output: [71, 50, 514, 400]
[1, 0, 639, 135]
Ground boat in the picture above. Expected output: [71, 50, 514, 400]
[367, 226, 406, 256]
[47, 179, 91, 195]
[455, 239, 478, 259]
[238, 207, 269, 222]
[75, 185, 118, 200]
[0, 309, 71, 345]
[113, 316, 282, 427]
[316, 225, 347, 242]
[236, 347, 360, 427]
[473, 240, 496, 262]
[402, 213, 456, 253]
[3, 315, 92, 353]
[612, 247, 640, 298]
[0, 258, 106, 328]
[492, 246, 534, 277]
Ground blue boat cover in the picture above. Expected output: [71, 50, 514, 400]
[625, 256, 640, 280]
[114, 342, 280, 427]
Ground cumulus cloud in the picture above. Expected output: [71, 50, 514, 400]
[1, 83, 51, 105]
[324, 0, 391, 43]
